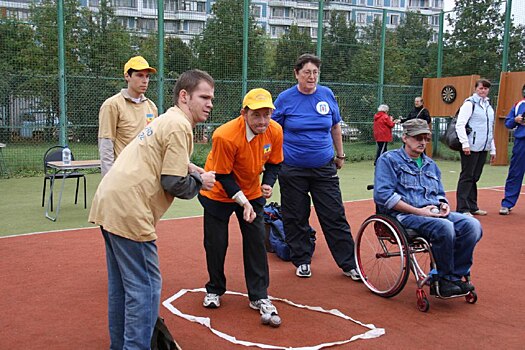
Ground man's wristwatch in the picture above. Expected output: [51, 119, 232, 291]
[335, 154, 346, 160]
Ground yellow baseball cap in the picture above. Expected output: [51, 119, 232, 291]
[242, 88, 275, 110]
[123, 56, 157, 74]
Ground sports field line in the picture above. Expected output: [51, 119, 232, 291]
[0, 185, 510, 240]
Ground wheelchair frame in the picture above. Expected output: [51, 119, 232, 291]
[355, 213, 477, 312]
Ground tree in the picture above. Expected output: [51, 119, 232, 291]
[321, 11, 359, 83]
[271, 24, 315, 81]
[192, 0, 267, 80]
[28, 0, 135, 142]
[444, 0, 525, 81]
[0, 18, 43, 139]
[394, 12, 435, 85]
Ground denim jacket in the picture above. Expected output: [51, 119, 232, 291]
[374, 147, 448, 219]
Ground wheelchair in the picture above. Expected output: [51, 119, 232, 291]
[355, 211, 478, 312]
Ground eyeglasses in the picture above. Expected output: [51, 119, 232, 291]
[409, 134, 432, 142]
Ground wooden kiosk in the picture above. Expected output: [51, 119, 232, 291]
[422, 73, 525, 164]
[493, 71, 525, 165]
[422, 75, 480, 157]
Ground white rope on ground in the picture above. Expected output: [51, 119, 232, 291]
[162, 288, 385, 350]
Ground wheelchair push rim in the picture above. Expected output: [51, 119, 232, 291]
[355, 215, 411, 298]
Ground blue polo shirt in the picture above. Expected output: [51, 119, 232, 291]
[272, 85, 341, 168]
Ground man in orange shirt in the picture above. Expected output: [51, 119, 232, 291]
[198, 88, 284, 327]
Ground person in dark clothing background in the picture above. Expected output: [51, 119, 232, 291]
[401, 96, 431, 125]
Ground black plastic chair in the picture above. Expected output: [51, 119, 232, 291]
[41, 145, 87, 211]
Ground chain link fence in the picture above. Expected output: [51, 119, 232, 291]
[0, 0, 523, 176]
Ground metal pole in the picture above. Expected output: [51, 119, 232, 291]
[378, 9, 387, 104]
[437, 10, 444, 78]
[316, 0, 324, 59]
[157, 0, 165, 113]
[501, 0, 512, 72]
[242, 0, 250, 97]
[57, 0, 67, 146]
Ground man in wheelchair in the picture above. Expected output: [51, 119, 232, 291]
[373, 119, 483, 297]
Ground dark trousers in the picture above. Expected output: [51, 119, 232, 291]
[374, 142, 388, 165]
[203, 200, 269, 301]
[456, 150, 488, 213]
[278, 162, 357, 271]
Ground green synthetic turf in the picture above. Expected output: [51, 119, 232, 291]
[0, 160, 512, 237]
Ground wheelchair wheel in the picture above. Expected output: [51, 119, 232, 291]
[465, 291, 478, 304]
[416, 289, 430, 312]
[355, 214, 410, 298]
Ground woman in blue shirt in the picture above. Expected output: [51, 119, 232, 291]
[271, 54, 360, 281]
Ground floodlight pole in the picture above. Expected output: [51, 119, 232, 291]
[57, 0, 67, 146]
[242, 0, 250, 97]
[316, 0, 324, 60]
[157, 0, 165, 113]
[378, 9, 387, 105]
[501, 0, 512, 72]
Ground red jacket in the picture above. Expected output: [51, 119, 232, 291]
[373, 111, 395, 142]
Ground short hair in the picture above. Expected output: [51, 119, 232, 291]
[294, 54, 321, 72]
[475, 78, 491, 89]
[378, 104, 389, 112]
[173, 69, 215, 106]
[415, 96, 423, 103]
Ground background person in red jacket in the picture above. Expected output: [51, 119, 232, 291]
[373, 104, 399, 165]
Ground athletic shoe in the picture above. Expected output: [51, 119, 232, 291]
[249, 298, 278, 315]
[462, 212, 474, 217]
[471, 209, 487, 216]
[203, 293, 220, 308]
[343, 268, 362, 282]
[452, 280, 475, 294]
[431, 278, 462, 297]
[499, 207, 510, 215]
[296, 264, 311, 278]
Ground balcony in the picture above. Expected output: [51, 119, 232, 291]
[268, 0, 297, 7]
[268, 17, 294, 26]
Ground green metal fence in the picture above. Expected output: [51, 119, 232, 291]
[0, 0, 523, 177]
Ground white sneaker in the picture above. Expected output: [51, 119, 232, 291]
[499, 207, 510, 215]
[343, 268, 362, 282]
[296, 264, 312, 278]
[249, 298, 278, 315]
[203, 293, 220, 308]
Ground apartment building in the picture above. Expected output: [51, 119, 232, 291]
[0, 0, 443, 41]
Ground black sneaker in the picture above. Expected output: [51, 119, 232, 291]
[452, 280, 475, 294]
[433, 278, 462, 297]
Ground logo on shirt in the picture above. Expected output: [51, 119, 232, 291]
[137, 126, 153, 141]
[146, 113, 155, 124]
[316, 101, 330, 115]
[263, 144, 271, 154]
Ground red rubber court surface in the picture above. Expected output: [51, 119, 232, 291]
[1, 188, 523, 349]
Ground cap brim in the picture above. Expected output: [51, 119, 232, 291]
[406, 130, 431, 136]
[126, 65, 157, 74]
[245, 102, 275, 110]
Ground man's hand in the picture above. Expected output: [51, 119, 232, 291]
[421, 204, 450, 217]
[515, 115, 523, 124]
[261, 184, 273, 199]
[243, 202, 256, 223]
[200, 171, 216, 190]
[462, 147, 471, 156]
[189, 163, 205, 174]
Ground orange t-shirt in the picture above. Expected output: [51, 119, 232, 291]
[200, 116, 283, 202]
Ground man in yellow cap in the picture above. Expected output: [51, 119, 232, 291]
[198, 88, 284, 327]
[98, 56, 158, 176]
